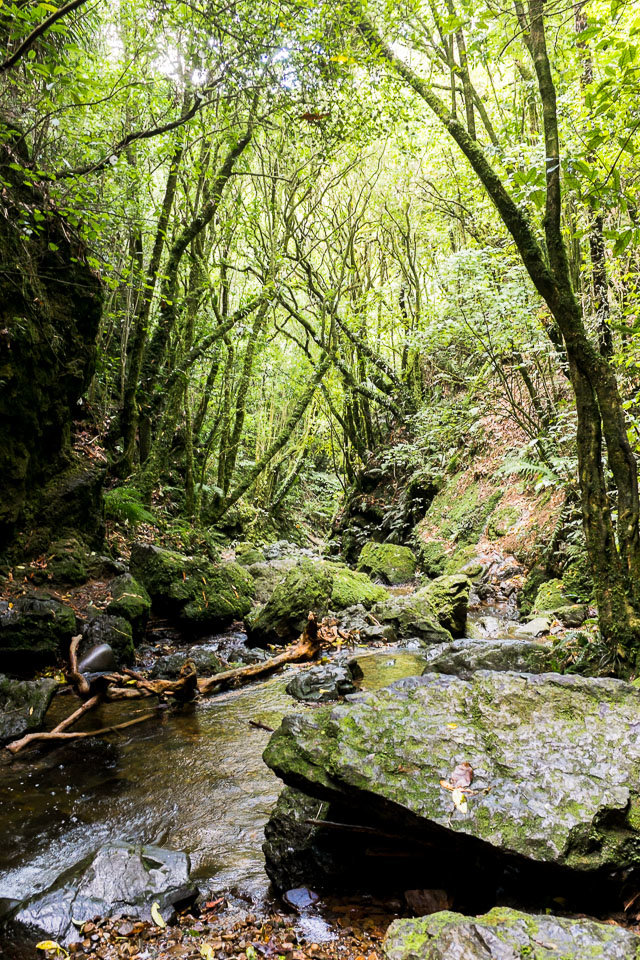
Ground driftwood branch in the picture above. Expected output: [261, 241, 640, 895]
[6, 712, 155, 753]
[67, 634, 90, 697]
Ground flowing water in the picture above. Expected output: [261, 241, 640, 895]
[0, 647, 431, 911]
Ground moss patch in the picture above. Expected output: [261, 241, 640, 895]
[357, 542, 417, 585]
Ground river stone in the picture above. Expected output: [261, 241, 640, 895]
[515, 617, 550, 638]
[420, 639, 554, 678]
[77, 642, 117, 674]
[263, 670, 640, 873]
[286, 661, 361, 702]
[383, 907, 640, 960]
[13, 841, 196, 944]
[370, 574, 470, 645]
[0, 594, 76, 667]
[150, 646, 226, 679]
[357, 542, 418, 585]
[0, 674, 57, 743]
[81, 614, 134, 666]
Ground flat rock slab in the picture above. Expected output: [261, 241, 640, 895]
[420, 638, 554, 677]
[264, 671, 640, 872]
[0, 674, 57, 743]
[13, 841, 196, 944]
[384, 907, 640, 960]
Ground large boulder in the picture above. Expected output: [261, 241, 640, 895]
[248, 559, 387, 644]
[130, 542, 254, 627]
[384, 908, 640, 960]
[421, 638, 555, 678]
[0, 674, 57, 743]
[263, 671, 640, 875]
[0, 594, 76, 668]
[107, 573, 151, 639]
[357, 542, 417, 585]
[11, 841, 196, 944]
[370, 574, 470, 645]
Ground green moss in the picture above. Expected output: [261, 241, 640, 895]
[417, 540, 449, 577]
[445, 545, 484, 579]
[487, 503, 520, 538]
[562, 554, 593, 603]
[330, 565, 388, 608]
[357, 541, 417, 585]
[425, 478, 502, 546]
[235, 542, 266, 565]
[107, 574, 151, 639]
[47, 536, 89, 585]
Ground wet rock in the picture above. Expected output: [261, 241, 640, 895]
[283, 887, 319, 911]
[264, 670, 640, 874]
[0, 594, 76, 668]
[371, 574, 470, 645]
[77, 642, 117, 674]
[333, 606, 398, 643]
[150, 645, 226, 679]
[107, 573, 151, 639]
[286, 661, 361, 702]
[420, 638, 554, 678]
[12, 841, 197, 944]
[130, 542, 254, 627]
[0, 674, 57, 743]
[81, 615, 134, 666]
[357, 542, 417, 585]
[515, 617, 550, 638]
[383, 907, 640, 960]
[248, 559, 387, 644]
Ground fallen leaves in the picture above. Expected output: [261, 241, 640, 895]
[440, 761, 474, 814]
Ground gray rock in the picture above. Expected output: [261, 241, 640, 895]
[383, 908, 640, 960]
[77, 642, 117, 674]
[150, 645, 225, 679]
[421, 639, 554, 678]
[286, 661, 361, 702]
[81, 615, 133, 666]
[515, 617, 550, 638]
[0, 674, 57, 743]
[247, 557, 302, 604]
[264, 670, 640, 873]
[13, 841, 197, 944]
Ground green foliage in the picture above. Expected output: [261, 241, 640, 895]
[104, 487, 155, 527]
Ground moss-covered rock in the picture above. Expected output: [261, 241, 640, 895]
[532, 578, 588, 626]
[420, 478, 502, 547]
[107, 574, 151, 640]
[410, 574, 470, 637]
[0, 673, 58, 743]
[357, 542, 417, 585]
[235, 542, 266, 565]
[0, 594, 76, 668]
[264, 670, 640, 875]
[562, 553, 593, 603]
[444, 545, 484, 579]
[421, 638, 554, 677]
[416, 541, 448, 578]
[248, 559, 387, 643]
[383, 908, 640, 960]
[129, 542, 254, 628]
[519, 563, 549, 617]
[46, 536, 89, 585]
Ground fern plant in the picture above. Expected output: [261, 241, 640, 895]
[104, 487, 155, 526]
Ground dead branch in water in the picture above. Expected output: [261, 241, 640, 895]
[4, 614, 319, 755]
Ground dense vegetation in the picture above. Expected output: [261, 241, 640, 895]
[2, 0, 640, 662]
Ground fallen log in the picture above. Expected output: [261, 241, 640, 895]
[6, 711, 155, 753]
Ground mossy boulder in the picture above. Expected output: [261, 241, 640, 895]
[107, 574, 151, 640]
[0, 673, 58, 743]
[264, 670, 640, 875]
[532, 578, 588, 626]
[444, 545, 484, 580]
[0, 594, 76, 668]
[410, 574, 470, 637]
[235, 542, 266, 566]
[417, 541, 448, 578]
[357, 542, 417, 585]
[383, 908, 640, 960]
[562, 553, 593, 603]
[129, 542, 254, 628]
[420, 478, 502, 547]
[248, 559, 387, 644]
[46, 536, 89, 585]
[519, 563, 549, 617]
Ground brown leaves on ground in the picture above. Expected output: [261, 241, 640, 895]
[439, 761, 473, 792]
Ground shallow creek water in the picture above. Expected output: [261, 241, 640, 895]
[0, 646, 433, 911]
